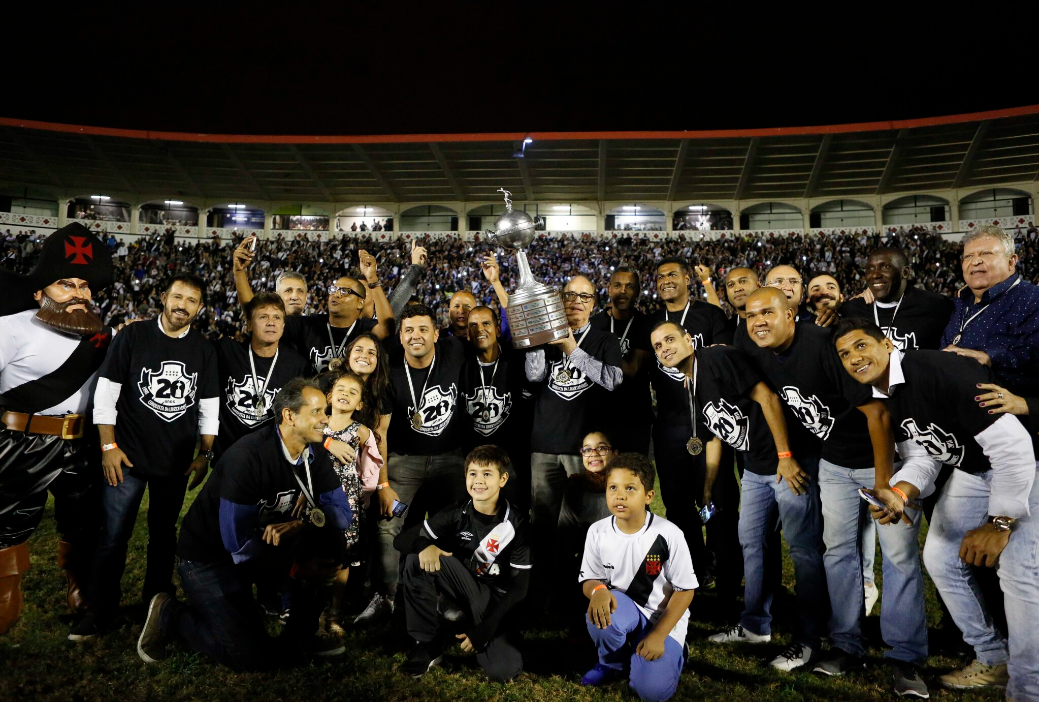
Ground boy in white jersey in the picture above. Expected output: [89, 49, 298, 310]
[578, 453, 697, 702]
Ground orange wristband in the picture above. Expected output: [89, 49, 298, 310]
[777, 451, 793, 459]
[591, 584, 607, 595]
[323, 437, 333, 450]
[102, 442, 118, 452]
[377, 482, 390, 490]
[890, 486, 909, 505]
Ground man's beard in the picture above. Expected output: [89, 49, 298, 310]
[36, 294, 104, 337]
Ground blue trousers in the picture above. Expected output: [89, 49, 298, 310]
[738, 458, 828, 648]
[586, 591, 685, 702]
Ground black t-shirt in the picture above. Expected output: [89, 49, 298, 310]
[462, 344, 530, 455]
[590, 310, 653, 430]
[646, 301, 733, 426]
[841, 286, 954, 351]
[406, 498, 531, 585]
[693, 347, 778, 475]
[886, 351, 998, 474]
[213, 338, 310, 457]
[738, 322, 875, 468]
[386, 336, 468, 456]
[177, 423, 342, 564]
[98, 320, 219, 477]
[283, 314, 378, 373]
[529, 325, 623, 454]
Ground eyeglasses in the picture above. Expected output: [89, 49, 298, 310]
[580, 445, 614, 456]
[767, 278, 802, 287]
[328, 284, 363, 298]
[562, 292, 595, 303]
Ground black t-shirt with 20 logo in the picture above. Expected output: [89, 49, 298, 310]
[386, 335, 468, 456]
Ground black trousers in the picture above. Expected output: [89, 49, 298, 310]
[402, 553, 523, 682]
[653, 423, 742, 594]
[0, 427, 101, 549]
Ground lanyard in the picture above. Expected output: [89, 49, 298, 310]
[872, 295, 904, 339]
[958, 277, 1020, 335]
[405, 351, 437, 415]
[290, 448, 315, 508]
[560, 325, 592, 376]
[478, 347, 500, 391]
[610, 313, 634, 350]
[248, 346, 279, 416]
[685, 359, 699, 439]
[666, 301, 690, 327]
[327, 319, 358, 361]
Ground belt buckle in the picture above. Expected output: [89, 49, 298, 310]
[61, 415, 80, 440]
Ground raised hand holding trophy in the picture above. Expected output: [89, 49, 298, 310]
[488, 189, 569, 348]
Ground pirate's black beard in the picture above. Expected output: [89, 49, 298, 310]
[36, 294, 104, 337]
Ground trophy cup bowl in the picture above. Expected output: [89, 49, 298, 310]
[489, 201, 570, 349]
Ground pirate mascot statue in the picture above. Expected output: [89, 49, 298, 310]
[0, 223, 113, 634]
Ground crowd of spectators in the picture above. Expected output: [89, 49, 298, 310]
[4, 224, 1037, 341]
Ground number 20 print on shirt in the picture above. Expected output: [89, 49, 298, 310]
[409, 385, 458, 436]
[138, 361, 199, 422]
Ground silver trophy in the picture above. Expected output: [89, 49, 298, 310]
[488, 189, 569, 348]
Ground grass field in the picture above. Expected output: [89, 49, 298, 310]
[1, 477, 1003, 702]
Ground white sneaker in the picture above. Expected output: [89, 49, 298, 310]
[353, 593, 394, 625]
[864, 581, 880, 616]
[708, 624, 771, 644]
[771, 643, 812, 671]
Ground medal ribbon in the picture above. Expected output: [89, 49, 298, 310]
[956, 277, 1020, 340]
[290, 448, 316, 509]
[405, 351, 437, 421]
[327, 319, 358, 363]
[478, 347, 500, 392]
[610, 313, 635, 351]
[666, 301, 690, 327]
[685, 358, 699, 441]
[248, 346, 279, 416]
[871, 294, 904, 340]
[559, 325, 592, 378]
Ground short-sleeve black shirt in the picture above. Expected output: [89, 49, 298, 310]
[841, 286, 954, 351]
[283, 314, 378, 373]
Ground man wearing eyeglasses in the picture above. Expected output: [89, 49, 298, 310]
[235, 245, 394, 373]
[764, 265, 816, 325]
[525, 275, 622, 598]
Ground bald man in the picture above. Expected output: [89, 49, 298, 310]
[739, 287, 929, 692]
[525, 275, 622, 597]
[444, 291, 476, 340]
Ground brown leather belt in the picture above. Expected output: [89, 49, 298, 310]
[1, 411, 85, 440]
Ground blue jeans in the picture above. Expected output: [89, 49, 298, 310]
[818, 459, 927, 663]
[161, 559, 322, 671]
[586, 591, 685, 702]
[738, 457, 828, 648]
[87, 470, 187, 617]
[922, 467, 1039, 702]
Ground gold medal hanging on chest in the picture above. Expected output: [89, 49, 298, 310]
[412, 411, 424, 430]
[405, 352, 436, 433]
[554, 368, 571, 383]
[309, 507, 326, 528]
[686, 437, 703, 456]
[328, 357, 343, 372]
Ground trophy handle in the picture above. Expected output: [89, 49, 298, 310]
[486, 230, 518, 253]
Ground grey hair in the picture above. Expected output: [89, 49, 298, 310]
[274, 377, 322, 423]
[276, 270, 307, 288]
[962, 225, 1016, 259]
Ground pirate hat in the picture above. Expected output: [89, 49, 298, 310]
[0, 223, 114, 316]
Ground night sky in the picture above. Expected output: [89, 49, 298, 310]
[8, 6, 1029, 136]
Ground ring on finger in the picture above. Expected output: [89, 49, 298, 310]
[998, 392, 1004, 399]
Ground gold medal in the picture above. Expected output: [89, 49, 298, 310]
[412, 411, 423, 430]
[555, 369, 571, 383]
[309, 507, 326, 528]
[328, 358, 343, 371]
[255, 398, 266, 418]
[686, 437, 703, 456]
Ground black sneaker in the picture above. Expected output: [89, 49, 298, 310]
[402, 640, 443, 677]
[812, 649, 865, 677]
[137, 593, 172, 663]
[68, 613, 105, 641]
[893, 662, 929, 698]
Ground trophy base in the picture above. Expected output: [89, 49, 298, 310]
[506, 285, 570, 349]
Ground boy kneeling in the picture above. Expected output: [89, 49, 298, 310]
[395, 445, 531, 682]
[580, 453, 696, 702]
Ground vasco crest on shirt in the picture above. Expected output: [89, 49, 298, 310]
[881, 327, 918, 351]
[703, 398, 750, 451]
[547, 360, 592, 400]
[779, 386, 834, 441]
[225, 375, 277, 427]
[466, 386, 512, 436]
[645, 553, 662, 576]
[900, 418, 965, 466]
[138, 361, 198, 422]
[311, 345, 336, 374]
[409, 384, 458, 437]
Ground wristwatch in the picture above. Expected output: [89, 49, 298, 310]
[201, 450, 215, 462]
[990, 516, 1015, 532]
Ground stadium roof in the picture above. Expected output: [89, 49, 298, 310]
[3, 105, 1039, 207]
